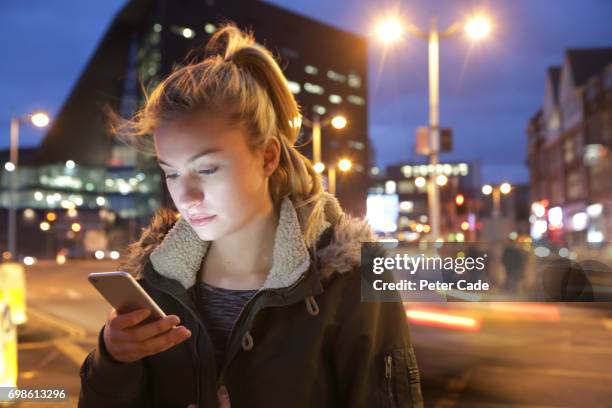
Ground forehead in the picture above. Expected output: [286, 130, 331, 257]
[154, 113, 249, 164]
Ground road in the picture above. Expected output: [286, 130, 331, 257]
[8, 260, 612, 407]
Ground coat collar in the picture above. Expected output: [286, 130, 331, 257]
[148, 197, 329, 291]
[119, 192, 376, 291]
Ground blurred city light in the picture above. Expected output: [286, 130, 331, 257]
[455, 194, 465, 206]
[71, 223, 81, 232]
[94, 250, 105, 260]
[500, 182, 512, 194]
[338, 158, 352, 172]
[313, 162, 325, 173]
[46, 212, 56, 222]
[482, 184, 493, 195]
[65, 160, 75, 169]
[4, 162, 15, 172]
[531, 202, 546, 218]
[464, 14, 492, 40]
[110, 250, 120, 260]
[406, 307, 481, 331]
[182, 28, 195, 38]
[23, 256, 36, 266]
[436, 174, 448, 186]
[39, 222, 50, 231]
[330, 115, 347, 129]
[23, 208, 35, 220]
[56, 251, 67, 264]
[415, 176, 426, 188]
[30, 112, 50, 128]
[375, 17, 403, 44]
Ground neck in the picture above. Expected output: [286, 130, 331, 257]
[200, 198, 278, 290]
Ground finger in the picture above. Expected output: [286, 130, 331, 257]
[136, 326, 191, 357]
[116, 315, 181, 342]
[186, 405, 199, 408]
[218, 385, 231, 408]
[109, 308, 151, 330]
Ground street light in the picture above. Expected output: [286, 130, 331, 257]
[6, 111, 51, 261]
[327, 158, 352, 196]
[482, 182, 512, 218]
[301, 114, 348, 169]
[374, 12, 492, 242]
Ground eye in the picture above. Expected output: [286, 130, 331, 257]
[197, 167, 218, 175]
[164, 173, 179, 180]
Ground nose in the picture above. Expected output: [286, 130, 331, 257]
[177, 176, 204, 211]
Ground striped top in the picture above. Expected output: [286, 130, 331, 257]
[196, 282, 258, 374]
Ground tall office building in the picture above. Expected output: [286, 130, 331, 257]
[34, 0, 371, 217]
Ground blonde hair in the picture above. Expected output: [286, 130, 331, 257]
[110, 23, 326, 245]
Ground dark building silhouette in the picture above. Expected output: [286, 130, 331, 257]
[34, 0, 371, 216]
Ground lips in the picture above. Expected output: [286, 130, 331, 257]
[188, 214, 216, 226]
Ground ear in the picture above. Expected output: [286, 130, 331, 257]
[262, 137, 281, 177]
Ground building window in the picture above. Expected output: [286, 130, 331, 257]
[305, 65, 318, 75]
[348, 73, 361, 88]
[347, 95, 365, 106]
[312, 105, 326, 115]
[170, 25, 195, 39]
[328, 94, 342, 104]
[327, 70, 346, 83]
[280, 47, 299, 59]
[287, 80, 301, 94]
[304, 82, 324, 95]
[398, 181, 415, 194]
[348, 140, 365, 150]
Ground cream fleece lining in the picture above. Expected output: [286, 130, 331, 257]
[149, 197, 329, 290]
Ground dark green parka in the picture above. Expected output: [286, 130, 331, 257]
[78, 193, 423, 408]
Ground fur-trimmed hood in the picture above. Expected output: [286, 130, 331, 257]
[119, 192, 375, 291]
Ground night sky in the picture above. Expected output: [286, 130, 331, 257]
[2, 0, 612, 185]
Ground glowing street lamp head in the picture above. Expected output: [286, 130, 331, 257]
[500, 182, 512, 195]
[375, 17, 403, 44]
[465, 15, 492, 40]
[414, 176, 427, 188]
[331, 115, 347, 130]
[338, 158, 352, 172]
[482, 184, 493, 195]
[436, 174, 448, 186]
[31, 112, 50, 128]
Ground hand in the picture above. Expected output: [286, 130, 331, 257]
[186, 385, 231, 408]
[103, 307, 191, 363]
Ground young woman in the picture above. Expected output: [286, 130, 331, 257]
[79, 24, 423, 408]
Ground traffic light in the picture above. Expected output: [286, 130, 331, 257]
[455, 194, 466, 215]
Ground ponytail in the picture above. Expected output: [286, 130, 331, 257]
[111, 23, 327, 246]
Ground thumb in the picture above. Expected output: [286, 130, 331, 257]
[218, 385, 231, 408]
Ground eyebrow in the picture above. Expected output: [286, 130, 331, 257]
[157, 148, 222, 168]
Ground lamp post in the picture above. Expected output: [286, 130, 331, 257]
[5, 112, 50, 261]
[321, 158, 352, 196]
[375, 13, 492, 241]
[482, 182, 512, 218]
[302, 114, 347, 169]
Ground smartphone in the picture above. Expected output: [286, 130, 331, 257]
[88, 271, 167, 325]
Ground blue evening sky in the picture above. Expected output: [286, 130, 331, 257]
[2, 0, 612, 184]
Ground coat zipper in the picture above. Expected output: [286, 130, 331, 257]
[218, 271, 311, 384]
[385, 354, 397, 408]
[143, 279, 215, 406]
